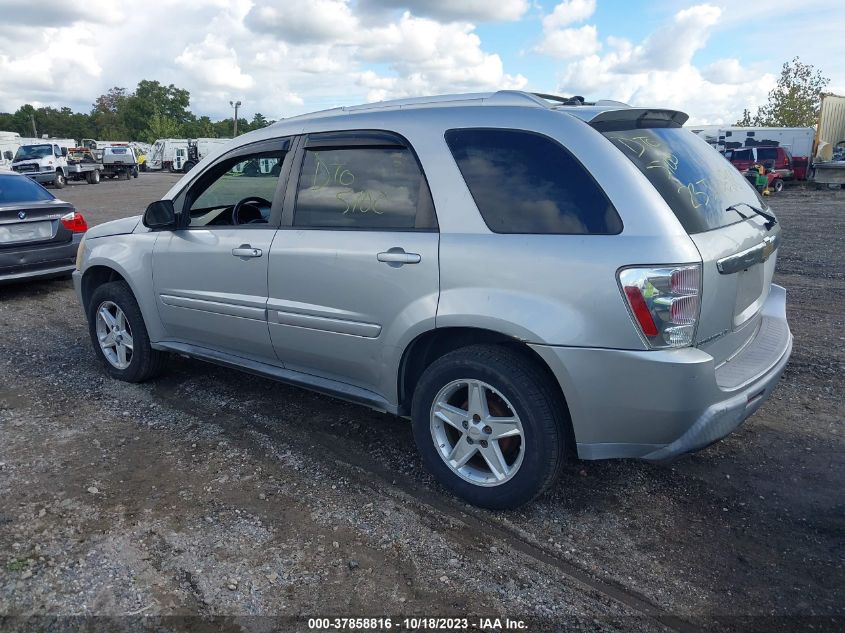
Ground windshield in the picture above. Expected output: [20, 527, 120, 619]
[14, 145, 52, 161]
[602, 127, 767, 233]
[0, 174, 55, 204]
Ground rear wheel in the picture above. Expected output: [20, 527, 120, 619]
[86, 169, 100, 184]
[183, 161, 196, 173]
[53, 170, 66, 189]
[411, 345, 567, 509]
[87, 281, 167, 382]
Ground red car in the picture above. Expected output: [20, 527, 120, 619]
[724, 146, 794, 179]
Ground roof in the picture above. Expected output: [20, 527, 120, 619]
[273, 91, 639, 126]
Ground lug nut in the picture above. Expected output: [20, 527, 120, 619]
[480, 440, 488, 448]
[472, 414, 481, 422]
[483, 425, 492, 434]
[466, 437, 474, 444]
[462, 420, 469, 429]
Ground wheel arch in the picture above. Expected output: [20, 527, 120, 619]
[397, 326, 575, 452]
[80, 265, 128, 312]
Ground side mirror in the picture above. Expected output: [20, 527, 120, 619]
[143, 200, 177, 229]
[3, 151, 11, 160]
[61, 147, 68, 157]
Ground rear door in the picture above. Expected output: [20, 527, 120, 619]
[0, 175, 74, 273]
[152, 138, 292, 360]
[267, 130, 440, 395]
[601, 127, 779, 364]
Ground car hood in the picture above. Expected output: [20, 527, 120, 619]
[85, 215, 141, 239]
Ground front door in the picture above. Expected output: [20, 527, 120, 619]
[152, 139, 292, 361]
[267, 131, 440, 397]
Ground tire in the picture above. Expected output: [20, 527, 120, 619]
[772, 179, 784, 192]
[86, 169, 100, 185]
[87, 281, 168, 383]
[132, 167, 139, 178]
[411, 344, 568, 509]
[53, 170, 66, 189]
[183, 161, 196, 173]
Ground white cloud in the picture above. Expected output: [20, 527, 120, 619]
[615, 4, 721, 72]
[359, 0, 529, 22]
[175, 36, 254, 91]
[244, 0, 356, 44]
[553, 5, 775, 124]
[536, 24, 600, 59]
[542, 0, 596, 30]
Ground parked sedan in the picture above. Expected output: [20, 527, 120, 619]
[0, 171, 88, 283]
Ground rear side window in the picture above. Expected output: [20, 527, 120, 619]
[603, 127, 764, 233]
[756, 147, 777, 162]
[294, 145, 435, 230]
[445, 129, 621, 234]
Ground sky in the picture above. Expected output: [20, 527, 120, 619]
[1, 0, 843, 125]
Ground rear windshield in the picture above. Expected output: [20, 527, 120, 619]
[602, 127, 763, 233]
[0, 174, 54, 203]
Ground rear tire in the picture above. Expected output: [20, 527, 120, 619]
[411, 344, 567, 509]
[53, 170, 66, 189]
[87, 281, 167, 383]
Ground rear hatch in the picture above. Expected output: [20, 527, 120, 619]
[596, 119, 779, 365]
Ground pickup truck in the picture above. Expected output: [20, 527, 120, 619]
[101, 146, 139, 180]
[11, 143, 102, 187]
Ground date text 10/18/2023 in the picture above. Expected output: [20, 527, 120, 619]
[307, 617, 528, 630]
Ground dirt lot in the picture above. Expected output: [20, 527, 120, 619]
[0, 174, 842, 632]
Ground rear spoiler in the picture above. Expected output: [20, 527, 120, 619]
[589, 108, 689, 132]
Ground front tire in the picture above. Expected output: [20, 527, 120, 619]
[87, 281, 167, 382]
[772, 178, 784, 192]
[53, 170, 66, 189]
[411, 345, 567, 509]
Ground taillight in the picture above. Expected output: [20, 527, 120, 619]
[60, 211, 88, 233]
[618, 264, 701, 348]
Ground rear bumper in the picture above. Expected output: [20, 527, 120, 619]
[531, 284, 792, 461]
[0, 233, 82, 283]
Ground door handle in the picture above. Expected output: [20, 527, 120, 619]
[232, 246, 263, 258]
[377, 248, 421, 266]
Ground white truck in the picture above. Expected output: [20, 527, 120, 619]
[0, 132, 22, 170]
[11, 142, 102, 188]
[147, 138, 229, 172]
[812, 93, 845, 186]
[146, 139, 189, 172]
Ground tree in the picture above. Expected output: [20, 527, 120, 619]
[736, 57, 829, 126]
[144, 112, 182, 143]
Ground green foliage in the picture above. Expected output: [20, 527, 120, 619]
[736, 57, 830, 127]
[0, 80, 277, 143]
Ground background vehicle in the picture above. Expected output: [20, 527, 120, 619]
[146, 139, 188, 172]
[0, 131, 22, 169]
[74, 91, 791, 509]
[11, 143, 101, 187]
[724, 146, 791, 187]
[0, 171, 87, 282]
[182, 138, 230, 172]
[101, 146, 139, 179]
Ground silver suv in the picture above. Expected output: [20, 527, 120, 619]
[73, 91, 792, 509]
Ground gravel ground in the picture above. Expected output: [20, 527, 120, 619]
[0, 174, 842, 632]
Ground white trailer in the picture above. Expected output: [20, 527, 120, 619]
[691, 126, 815, 159]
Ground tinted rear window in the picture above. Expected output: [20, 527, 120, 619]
[756, 147, 777, 161]
[603, 128, 763, 233]
[0, 174, 54, 203]
[445, 129, 621, 235]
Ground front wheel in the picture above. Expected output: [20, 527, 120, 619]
[772, 178, 784, 192]
[87, 281, 167, 382]
[53, 170, 66, 189]
[411, 345, 568, 509]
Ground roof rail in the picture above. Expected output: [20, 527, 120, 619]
[279, 90, 620, 124]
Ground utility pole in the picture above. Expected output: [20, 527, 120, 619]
[30, 114, 37, 137]
[229, 100, 241, 137]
